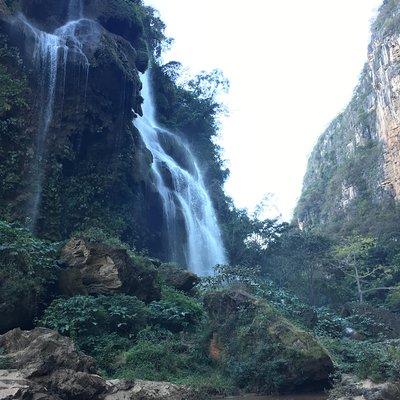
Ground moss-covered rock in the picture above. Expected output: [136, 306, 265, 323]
[204, 289, 334, 393]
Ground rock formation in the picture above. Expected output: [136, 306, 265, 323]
[59, 237, 161, 302]
[204, 289, 334, 391]
[295, 0, 400, 232]
[0, 328, 195, 400]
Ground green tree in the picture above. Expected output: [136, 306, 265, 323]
[334, 236, 397, 303]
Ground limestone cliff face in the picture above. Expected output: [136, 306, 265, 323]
[370, 26, 400, 197]
[295, 0, 400, 232]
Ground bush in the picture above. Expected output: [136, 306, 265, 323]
[322, 338, 400, 382]
[116, 325, 233, 395]
[0, 220, 59, 332]
[39, 294, 148, 341]
[149, 287, 204, 332]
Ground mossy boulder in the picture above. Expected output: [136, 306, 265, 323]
[204, 289, 334, 393]
[59, 237, 161, 302]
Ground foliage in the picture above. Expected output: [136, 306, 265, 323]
[263, 227, 336, 306]
[323, 338, 400, 382]
[0, 35, 32, 218]
[0, 348, 10, 369]
[39, 295, 149, 339]
[372, 0, 400, 38]
[149, 287, 204, 332]
[0, 220, 59, 332]
[116, 325, 233, 395]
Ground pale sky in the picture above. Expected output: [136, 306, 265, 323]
[144, 0, 383, 220]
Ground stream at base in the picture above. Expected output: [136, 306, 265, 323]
[224, 394, 328, 400]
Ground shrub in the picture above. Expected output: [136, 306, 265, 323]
[0, 220, 59, 332]
[149, 287, 204, 332]
[116, 325, 233, 394]
[322, 338, 400, 382]
[39, 294, 149, 341]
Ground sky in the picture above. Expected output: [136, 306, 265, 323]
[144, 0, 383, 220]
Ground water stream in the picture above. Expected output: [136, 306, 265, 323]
[135, 72, 227, 275]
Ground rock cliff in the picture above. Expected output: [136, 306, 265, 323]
[295, 0, 400, 233]
[0, 0, 165, 255]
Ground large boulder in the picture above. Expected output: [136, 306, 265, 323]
[157, 262, 200, 293]
[0, 328, 195, 400]
[59, 238, 161, 302]
[0, 328, 97, 376]
[204, 289, 334, 393]
[0, 328, 107, 399]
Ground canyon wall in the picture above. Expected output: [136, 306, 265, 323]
[295, 0, 400, 234]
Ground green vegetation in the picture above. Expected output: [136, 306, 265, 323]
[0, 0, 400, 397]
[0, 220, 59, 332]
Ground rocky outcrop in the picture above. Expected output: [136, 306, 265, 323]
[370, 27, 400, 198]
[157, 262, 200, 293]
[0, 328, 196, 400]
[295, 0, 400, 231]
[59, 238, 161, 302]
[329, 375, 400, 400]
[105, 379, 195, 400]
[0, 328, 106, 399]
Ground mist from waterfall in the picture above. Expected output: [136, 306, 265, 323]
[15, 0, 96, 230]
[135, 71, 227, 276]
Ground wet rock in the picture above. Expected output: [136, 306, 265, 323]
[105, 379, 196, 400]
[59, 238, 161, 302]
[329, 374, 400, 400]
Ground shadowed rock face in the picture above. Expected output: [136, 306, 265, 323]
[0, 328, 196, 400]
[59, 237, 161, 302]
[0, 0, 163, 256]
[157, 262, 200, 293]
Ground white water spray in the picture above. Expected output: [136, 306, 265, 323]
[135, 72, 227, 275]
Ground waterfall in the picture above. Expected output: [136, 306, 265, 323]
[15, 0, 95, 229]
[135, 71, 227, 275]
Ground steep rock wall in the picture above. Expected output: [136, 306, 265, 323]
[295, 0, 400, 233]
[0, 0, 165, 255]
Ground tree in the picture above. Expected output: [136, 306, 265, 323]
[263, 228, 333, 306]
[334, 236, 397, 303]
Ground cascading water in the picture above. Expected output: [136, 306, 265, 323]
[135, 72, 227, 275]
[14, 0, 96, 229]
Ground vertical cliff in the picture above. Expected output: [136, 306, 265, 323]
[295, 0, 400, 234]
[0, 0, 167, 253]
